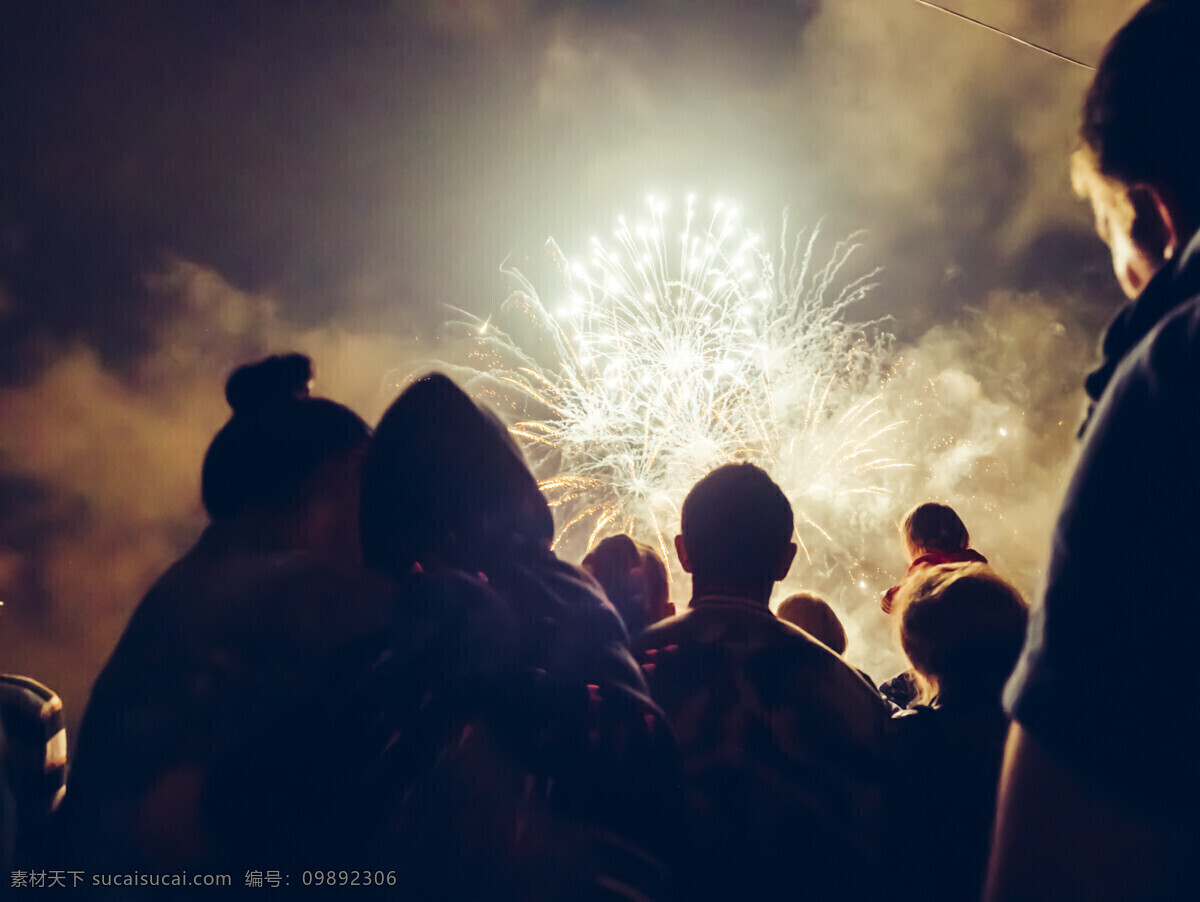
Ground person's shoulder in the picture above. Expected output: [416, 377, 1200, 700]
[631, 607, 695, 656]
[1077, 291, 1200, 473]
[265, 550, 389, 587]
[634, 598, 785, 651]
[772, 614, 843, 655]
[200, 552, 396, 656]
[1076, 289, 1200, 459]
[138, 539, 392, 618]
[543, 554, 622, 617]
[1122, 291, 1200, 392]
[771, 619, 890, 702]
[256, 551, 395, 609]
[527, 553, 633, 649]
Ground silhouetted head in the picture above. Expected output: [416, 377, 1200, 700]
[900, 502, 969, 562]
[583, 534, 673, 635]
[777, 592, 847, 655]
[201, 354, 370, 558]
[1073, 0, 1200, 297]
[361, 372, 553, 578]
[895, 561, 1028, 706]
[676, 463, 797, 603]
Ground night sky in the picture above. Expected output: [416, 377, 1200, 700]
[0, 0, 1143, 734]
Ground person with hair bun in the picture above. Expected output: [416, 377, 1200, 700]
[58, 354, 393, 878]
[199, 352, 371, 558]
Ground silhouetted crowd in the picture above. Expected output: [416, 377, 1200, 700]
[2, 356, 1021, 901]
[6, 2, 1200, 898]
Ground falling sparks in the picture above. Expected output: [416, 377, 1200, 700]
[452, 196, 910, 573]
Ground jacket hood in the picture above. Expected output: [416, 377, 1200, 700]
[361, 372, 554, 577]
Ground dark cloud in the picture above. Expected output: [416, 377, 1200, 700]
[0, 1, 1110, 357]
[1, 0, 829, 369]
[0, 257, 421, 736]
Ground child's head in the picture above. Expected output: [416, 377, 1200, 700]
[776, 592, 848, 655]
[900, 502, 970, 561]
[895, 561, 1028, 705]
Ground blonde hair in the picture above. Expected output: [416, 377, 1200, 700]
[1071, 146, 1139, 239]
[894, 562, 1028, 706]
[777, 592, 848, 655]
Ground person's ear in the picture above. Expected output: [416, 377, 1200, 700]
[674, 534, 692, 574]
[1129, 183, 1180, 263]
[775, 542, 798, 582]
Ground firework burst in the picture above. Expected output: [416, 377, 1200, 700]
[452, 196, 908, 571]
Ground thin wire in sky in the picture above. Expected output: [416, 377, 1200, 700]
[909, 0, 1095, 71]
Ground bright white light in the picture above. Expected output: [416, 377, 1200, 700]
[456, 197, 898, 564]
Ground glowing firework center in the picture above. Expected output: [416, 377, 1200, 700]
[457, 197, 910, 622]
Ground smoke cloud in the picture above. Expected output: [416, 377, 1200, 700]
[0, 259, 420, 735]
[822, 289, 1101, 677]
[0, 0, 1145, 727]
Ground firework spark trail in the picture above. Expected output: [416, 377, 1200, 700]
[451, 196, 909, 575]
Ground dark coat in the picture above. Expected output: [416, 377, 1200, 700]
[1007, 227, 1200, 841]
[60, 523, 394, 874]
[892, 699, 1009, 902]
[350, 373, 682, 900]
[633, 595, 895, 902]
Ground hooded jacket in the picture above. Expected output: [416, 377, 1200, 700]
[352, 373, 682, 900]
